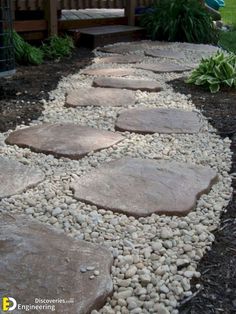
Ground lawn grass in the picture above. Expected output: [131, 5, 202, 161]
[220, 0, 236, 26]
[218, 0, 236, 53]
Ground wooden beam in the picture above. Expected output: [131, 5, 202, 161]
[44, 0, 58, 36]
[125, 0, 136, 26]
[14, 20, 47, 32]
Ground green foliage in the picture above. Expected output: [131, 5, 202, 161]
[13, 31, 44, 65]
[219, 30, 236, 54]
[41, 35, 74, 60]
[186, 52, 236, 92]
[141, 0, 218, 44]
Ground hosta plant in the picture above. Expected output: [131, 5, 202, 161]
[140, 0, 218, 44]
[186, 52, 236, 93]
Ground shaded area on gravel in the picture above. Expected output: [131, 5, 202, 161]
[169, 78, 236, 314]
[0, 48, 93, 133]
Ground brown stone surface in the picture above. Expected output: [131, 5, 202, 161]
[96, 54, 143, 64]
[93, 77, 162, 92]
[115, 108, 203, 134]
[180, 43, 219, 52]
[81, 67, 136, 77]
[145, 49, 185, 59]
[5, 123, 124, 160]
[66, 87, 135, 108]
[72, 158, 218, 217]
[134, 62, 193, 73]
[0, 213, 113, 314]
[98, 41, 172, 54]
[0, 157, 44, 199]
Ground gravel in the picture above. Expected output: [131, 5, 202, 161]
[0, 41, 232, 314]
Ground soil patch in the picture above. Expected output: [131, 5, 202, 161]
[169, 78, 236, 314]
[0, 48, 93, 133]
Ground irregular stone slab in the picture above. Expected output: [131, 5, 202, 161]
[134, 62, 193, 73]
[93, 77, 162, 92]
[0, 213, 113, 314]
[66, 87, 136, 108]
[5, 123, 124, 160]
[96, 54, 143, 64]
[81, 67, 136, 77]
[115, 108, 203, 134]
[180, 42, 219, 53]
[0, 157, 44, 199]
[71, 158, 218, 217]
[145, 49, 185, 59]
[98, 41, 172, 54]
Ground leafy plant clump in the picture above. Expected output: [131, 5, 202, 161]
[41, 35, 74, 60]
[186, 52, 236, 93]
[141, 0, 218, 44]
[13, 31, 44, 65]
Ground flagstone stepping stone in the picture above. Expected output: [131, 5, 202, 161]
[134, 62, 193, 73]
[81, 67, 136, 77]
[145, 49, 185, 59]
[71, 157, 218, 217]
[0, 157, 44, 199]
[180, 42, 219, 53]
[98, 41, 172, 54]
[93, 77, 162, 92]
[0, 213, 113, 314]
[96, 54, 143, 64]
[5, 124, 124, 160]
[66, 87, 136, 108]
[115, 108, 203, 134]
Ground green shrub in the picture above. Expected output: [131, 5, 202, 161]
[186, 52, 236, 92]
[141, 0, 218, 44]
[41, 35, 74, 60]
[13, 31, 44, 65]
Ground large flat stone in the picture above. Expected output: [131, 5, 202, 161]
[98, 41, 172, 54]
[145, 49, 185, 59]
[71, 158, 218, 217]
[66, 87, 135, 108]
[134, 62, 193, 73]
[93, 77, 162, 92]
[0, 213, 113, 314]
[0, 157, 44, 199]
[5, 124, 124, 160]
[115, 108, 203, 134]
[180, 42, 219, 52]
[96, 54, 143, 64]
[81, 67, 136, 77]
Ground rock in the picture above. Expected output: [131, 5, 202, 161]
[151, 241, 163, 251]
[0, 157, 44, 199]
[159, 285, 170, 294]
[134, 63, 193, 73]
[5, 123, 124, 160]
[81, 67, 136, 77]
[66, 87, 135, 108]
[96, 55, 143, 64]
[145, 49, 185, 59]
[52, 207, 62, 217]
[160, 228, 173, 239]
[125, 265, 137, 278]
[140, 274, 151, 286]
[115, 108, 203, 134]
[93, 78, 162, 92]
[0, 213, 113, 314]
[115, 290, 133, 299]
[72, 157, 218, 217]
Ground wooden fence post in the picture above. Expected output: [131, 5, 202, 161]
[125, 0, 136, 26]
[44, 0, 58, 37]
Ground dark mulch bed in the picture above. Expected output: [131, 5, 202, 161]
[169, 78, 236, 314]
[0, 47, 93, 133]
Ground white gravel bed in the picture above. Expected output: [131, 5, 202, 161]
[0, 41, 232, 314]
